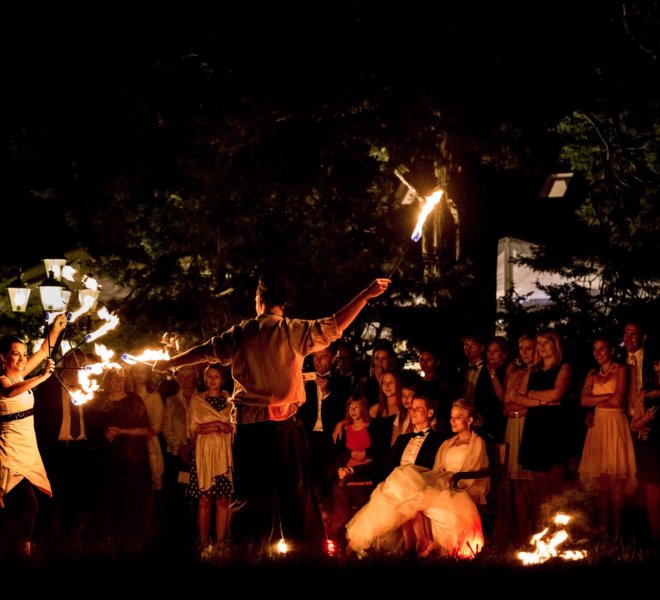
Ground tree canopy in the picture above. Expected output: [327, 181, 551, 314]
[4, 3, 658, 359]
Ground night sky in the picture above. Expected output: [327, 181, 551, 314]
[4, 3, 642, 267]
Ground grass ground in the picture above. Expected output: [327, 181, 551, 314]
[2, 535, 657, 593]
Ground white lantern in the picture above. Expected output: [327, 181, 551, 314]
[42, 258, 67, 282]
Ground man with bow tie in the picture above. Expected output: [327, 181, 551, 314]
[33, 349, 98, 548]
[458, 332, 506, 442]
[338, 396, 443, 483]
[460, 333, 485, 403]
[331, 395, 443, 538]
[298, 347, 347, 509]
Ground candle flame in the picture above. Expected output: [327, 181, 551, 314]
[411, 190, 443, 242]
[275, 538, 288, 554]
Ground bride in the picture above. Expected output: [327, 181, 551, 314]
[346, 399, 489, 558]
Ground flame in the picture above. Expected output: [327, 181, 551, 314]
[67, 294, 97, 323]
[69, 342, 122, 405]
[275, 538, 288, 554]
[70, 380, 99, 406]
[517, 513, 587, 565]
[121, 349, 170, 366]
[84, 309, 120, 343]
[61, 265, 77, 282]
[94, 343, 115, 363]
[83, 275, 99, 290]
[411, 190, 443, 242]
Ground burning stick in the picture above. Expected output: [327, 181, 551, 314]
[121, 354, 158, 367]
[388, 189, 444, 278]
[121, 349, 175, 374]
[55, 307, 120, 365]
[61, 344, 122, 405]
[85, 308, 120, 343]
[67, 293, 97, 323]
[121, 349, 170, 367]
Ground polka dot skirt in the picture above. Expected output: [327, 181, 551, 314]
[187, 451, 233, 499]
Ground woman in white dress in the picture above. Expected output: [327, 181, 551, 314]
[188, 364, 233, 550]
[346, 399, 489, 558]
[503, 333, 536, 543]
[579, 335, 636, 537]
[0, 315, 66, 558]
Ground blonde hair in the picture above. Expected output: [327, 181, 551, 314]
[534, 328, 563, 368]
[451, 398, 483, 430]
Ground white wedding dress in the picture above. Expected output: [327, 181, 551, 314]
[346, 432, 488, 558]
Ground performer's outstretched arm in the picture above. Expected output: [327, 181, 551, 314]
[335, 278, 390, 333]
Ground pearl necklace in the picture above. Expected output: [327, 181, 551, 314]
[599, 363, 616, 377]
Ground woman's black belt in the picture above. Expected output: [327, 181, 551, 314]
[0, 408, 34, 422]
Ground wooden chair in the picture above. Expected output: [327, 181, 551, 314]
[450, 442, 510, 547]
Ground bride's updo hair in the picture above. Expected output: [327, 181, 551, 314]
[451, 398, 484, 431]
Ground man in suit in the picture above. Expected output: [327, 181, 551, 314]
[417, 346, 451, 435]
[33, 349, 98, 547]
[331, 395, 443, 538]
[332, 341, 364, 400]
[622, 320, 653, 417]
[298, 347, 349, 509]
[458, 333, 505, 442]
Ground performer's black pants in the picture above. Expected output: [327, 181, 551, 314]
[232, 417, 326, 554]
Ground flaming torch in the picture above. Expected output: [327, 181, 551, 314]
[121, 348, 170, 367]
[388, 182, 444, 278]
[84, 307, 120, 343]
[66, 343, 122, 406]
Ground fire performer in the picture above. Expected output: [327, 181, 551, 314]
[0, 314, 67, 559]
[154, 270, 390, 554]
